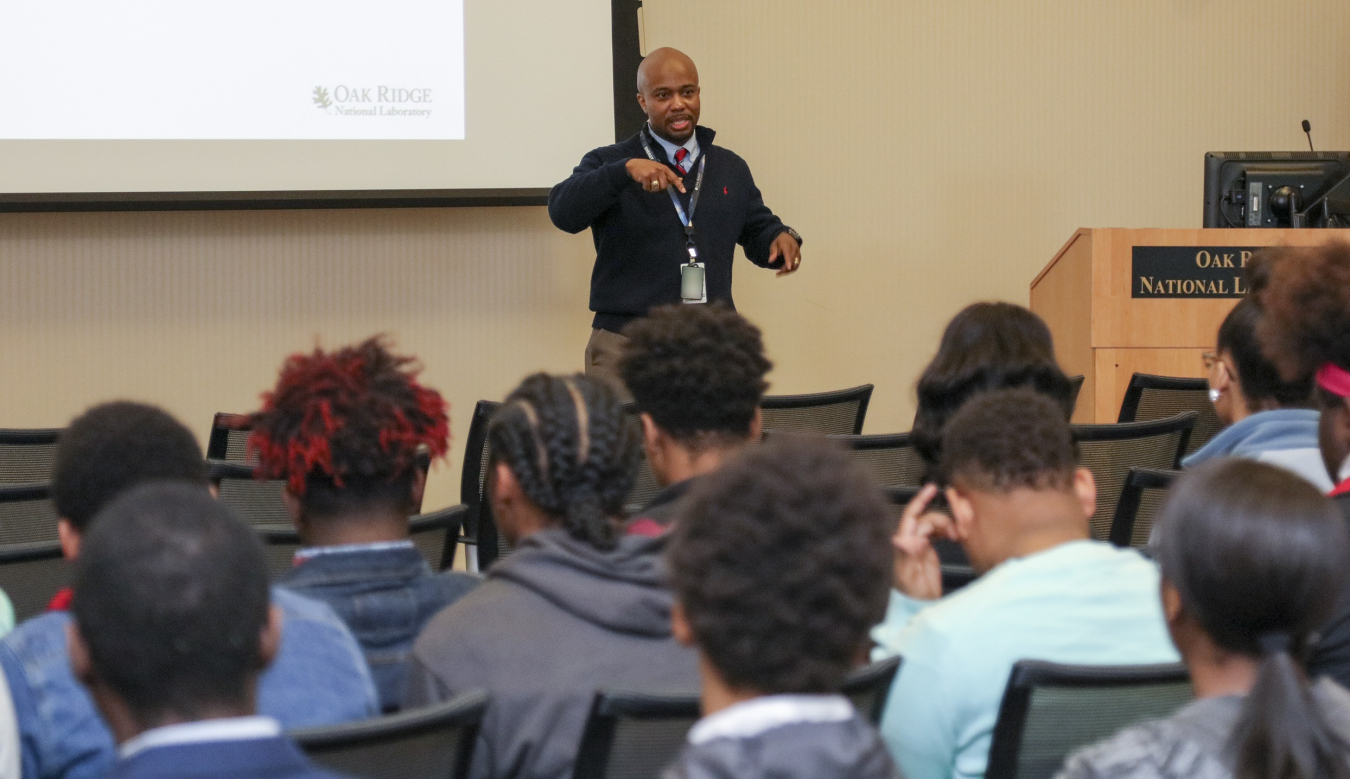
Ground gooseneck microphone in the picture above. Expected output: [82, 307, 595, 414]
[1304, 120, 1315, 152]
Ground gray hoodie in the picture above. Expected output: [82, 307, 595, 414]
[406, 527, 699, 779]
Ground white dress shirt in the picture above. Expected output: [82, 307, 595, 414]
[118, 716, 282, 760]
[647, 123, 700, 170]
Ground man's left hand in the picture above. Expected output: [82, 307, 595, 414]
[768, 232, 802, 277]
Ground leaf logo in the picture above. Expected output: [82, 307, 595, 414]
[312, 86, 332, 110]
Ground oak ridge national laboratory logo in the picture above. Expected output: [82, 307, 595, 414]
[309, 85, 434, 118]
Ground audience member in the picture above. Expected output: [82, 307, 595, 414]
[1250, 242, 1350, 684]
[872, 388, 1177, 779]
[407, 374, 698, 779]
[1184, 298, 1328, 489]
[618, 303, 770, 535]
[664, 436, 900, 779]
[250, 337, 479, 711]
[0, 402, 377, 779]
[911, 302, 1074, 474]
[1058, 459, 1350, 779]
[70, 483, 345, 779]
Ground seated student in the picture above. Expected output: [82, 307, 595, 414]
[664, 436, 901, 779]
[911, 302, 1074, 475]
[1058, 459, 1350, 779]
[251, 337, 479, 711]
[0, 402, 377, 779]
[1184, 297, 1330, 490]
[873, 388, 1178, 779]
[407, 374, 698, 779]
[618, 303, 771, 533]
[1250, 243, 1350, 683]
[70, 482, 345, 779]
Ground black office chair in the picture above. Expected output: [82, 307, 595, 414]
[832, 432, 926, 489]
[0, 428, 61, 485]
[460, 401, 503, 572]
[760, 385, 874, 436]
[572, 690, 701, 779]
[1117, 374, 1222, 457]
[0, 537, 68, 622]
[1108, 468, 1178, 549]
[985, 661, 1191, 779]
[885, 486, 975, 593]
[842, 656, 902, 725]
[292, 689, 488, 779]
[1067, 375, 1085, 415]
[207, 413, 293, 529]
[257, 504, 468, 580]
[1073, 412, 1195, 542]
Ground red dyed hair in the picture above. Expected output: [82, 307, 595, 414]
[248, 336, 449, 494]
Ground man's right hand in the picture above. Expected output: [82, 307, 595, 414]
[626, 159, 686, 194]
[892, 483, 956, 601]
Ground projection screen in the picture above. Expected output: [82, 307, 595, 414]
[0, 0, 617, 199]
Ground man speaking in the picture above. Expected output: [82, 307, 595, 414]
[548, 47, 802, 393]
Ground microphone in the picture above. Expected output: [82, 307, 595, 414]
[1303, 120, 1315, 152]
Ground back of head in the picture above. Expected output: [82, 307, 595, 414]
[1251, 243, 1350, 381]
[936, 387, 1078, 493]
[488, 373, 639, 550]
[1217, 297, 1313, 409]
[619, 303, 771, 447]
[668, 436, 891, 694]
[913, 302, 1073, 468]
[248, 335, 449, 517]
[53, 401, 206, 532]
[1154, 459, 1350, 779]
[72, 482, 270, 728]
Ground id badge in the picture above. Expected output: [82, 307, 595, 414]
[681, 263, 707, 304]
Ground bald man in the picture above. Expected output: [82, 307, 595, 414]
[548, 48, 802, 396]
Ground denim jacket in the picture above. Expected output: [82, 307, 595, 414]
[0, 587, 378, 779]
[276, 544, 479, 712]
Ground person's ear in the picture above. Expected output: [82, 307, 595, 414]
[748, 407, 763, 442]
[409, 466, 428, 512]
[1072, 468, 1098, 521]
[258, 605, 283, 670]
[640, 413, 663, 460]
[945, 486, 975, 540]
[280, 489, 304, 531]
[66, 621, 93, 686]
[1160, 580, 1184, 627]
[670, 601, 694, 647]
[636, 92, 647, 112]
[57, 519, 81, 562]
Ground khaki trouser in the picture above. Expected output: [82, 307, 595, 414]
[584, 328, 633, 401]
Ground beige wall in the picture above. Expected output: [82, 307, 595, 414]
[3, 0, 1349, 510]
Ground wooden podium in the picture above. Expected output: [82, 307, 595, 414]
[1030, 228, 1343, 423]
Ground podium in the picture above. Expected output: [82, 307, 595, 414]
[1029, 228, 1343, 423]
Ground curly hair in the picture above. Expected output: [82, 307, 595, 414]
[668, 436, 892, 694]
[619, 303, 771, 447]
[53, 402, 207, 532]
[912, 302, 1073, 470]
[1250, 243, 1350, 381]
[247, 336, 448, 515]
[936, 387, 1079, 492]
[489, 373, 640, 550]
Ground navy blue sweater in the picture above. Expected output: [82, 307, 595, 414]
[548, 126, 797, 332]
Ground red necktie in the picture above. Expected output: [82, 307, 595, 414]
[674, 148, 688, 175]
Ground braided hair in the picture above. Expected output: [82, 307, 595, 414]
[247, 336, 449, 515]
[488, 373, 640, 550]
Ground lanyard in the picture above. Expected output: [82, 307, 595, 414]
[639, 128, 706, 264]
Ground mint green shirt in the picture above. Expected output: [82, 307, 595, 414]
[871, 540, 1179, 779]
[0, 592, 12, 638]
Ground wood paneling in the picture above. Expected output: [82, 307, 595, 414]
[1094, 349, 1209, 424]
[1031, 231, 1095, 422]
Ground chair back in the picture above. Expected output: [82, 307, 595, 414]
[1109, 468, 1179, 549]
[0, 428, 61, 486]
[760, 385, 873, 436]
[985, 661, 1191, 779]
[460, 401, 506, 571]
[1117, 374, 1223, 457]
[0, 484, 67, 619]
[833, 432, 925, 489]
[572, 690, 701, 779]
[0, 481, 60, 545]
[208, 459, 292, 530]
[1067, 375, 1085, 414]
[258, 505, 467, 580]
[1073, 412, 1196, 541]
[292, 690, 488, 779]
[842, 656, 902, 725]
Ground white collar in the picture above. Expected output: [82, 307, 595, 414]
[646, 123, 699, 165]
[294, 539, 415, 561]
[687, 694, 853, 744]
[119, 716, 282, 760]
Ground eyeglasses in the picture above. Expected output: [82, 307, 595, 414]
[1202, 352, 1219, 370]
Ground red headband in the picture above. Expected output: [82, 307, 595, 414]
[1317, 363, 1350, 398]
